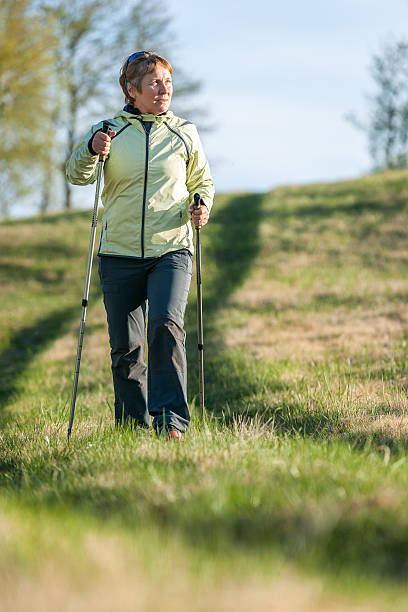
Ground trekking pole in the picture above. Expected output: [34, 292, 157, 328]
[68, 121, 110, 440]
[193, 193, 205, 421]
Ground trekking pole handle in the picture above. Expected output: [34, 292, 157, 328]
[193, 193, 204, 229]
[193, 192, 202, 209]
[99, 121, 111, 161]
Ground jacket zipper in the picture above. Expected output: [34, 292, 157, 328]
[140, 121, 152, 258]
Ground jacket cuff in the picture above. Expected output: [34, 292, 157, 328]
[88, 131, 100, 156]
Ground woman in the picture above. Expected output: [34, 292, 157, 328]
[66, 51, 214, 439]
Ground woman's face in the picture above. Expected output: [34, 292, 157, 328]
[128, 65, 173, 115]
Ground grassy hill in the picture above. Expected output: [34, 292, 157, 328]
[2, 170, 408, 610]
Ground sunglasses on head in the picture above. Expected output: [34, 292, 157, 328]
[124, 51, 148, 89]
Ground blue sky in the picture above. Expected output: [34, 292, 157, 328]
[166, 0, 408, 192]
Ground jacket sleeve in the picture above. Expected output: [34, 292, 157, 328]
[66, 123, 102, 186]
[185, 125, 215, 212]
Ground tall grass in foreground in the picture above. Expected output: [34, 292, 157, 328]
[2, 171, 408, 610]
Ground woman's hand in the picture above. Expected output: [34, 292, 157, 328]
[188, 202, 209, 229]
[92, 130, 117, 156]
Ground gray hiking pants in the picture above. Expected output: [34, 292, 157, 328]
[98, 249, 192, 432]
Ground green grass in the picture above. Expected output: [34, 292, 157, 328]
[2, 171, 408, 610]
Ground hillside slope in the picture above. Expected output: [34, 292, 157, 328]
[1, 171, 408, 611]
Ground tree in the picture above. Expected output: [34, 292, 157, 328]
[41, 0, 206, 210]
[0, 0, 208, 216]
[40, 0, 118, 210]
[0, 0, 55, 216]
[348, 39, 408, 170]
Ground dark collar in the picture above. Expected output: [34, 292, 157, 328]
[123, 104, 167, 117]
[123, 104, 142, 114]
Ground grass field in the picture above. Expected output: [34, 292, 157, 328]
[2, 170, 408, 610]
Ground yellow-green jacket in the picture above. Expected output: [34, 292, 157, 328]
[66, 108, 214, 258]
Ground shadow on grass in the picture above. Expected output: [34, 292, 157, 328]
[0, 307, 78, 420]
[0, 261, 70, 285]
[185, 193, 287, 415]
[2, 240, 77, 262]
[0, 281, 101, 425]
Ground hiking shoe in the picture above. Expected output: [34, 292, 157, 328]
[166, 429, 184, 441]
